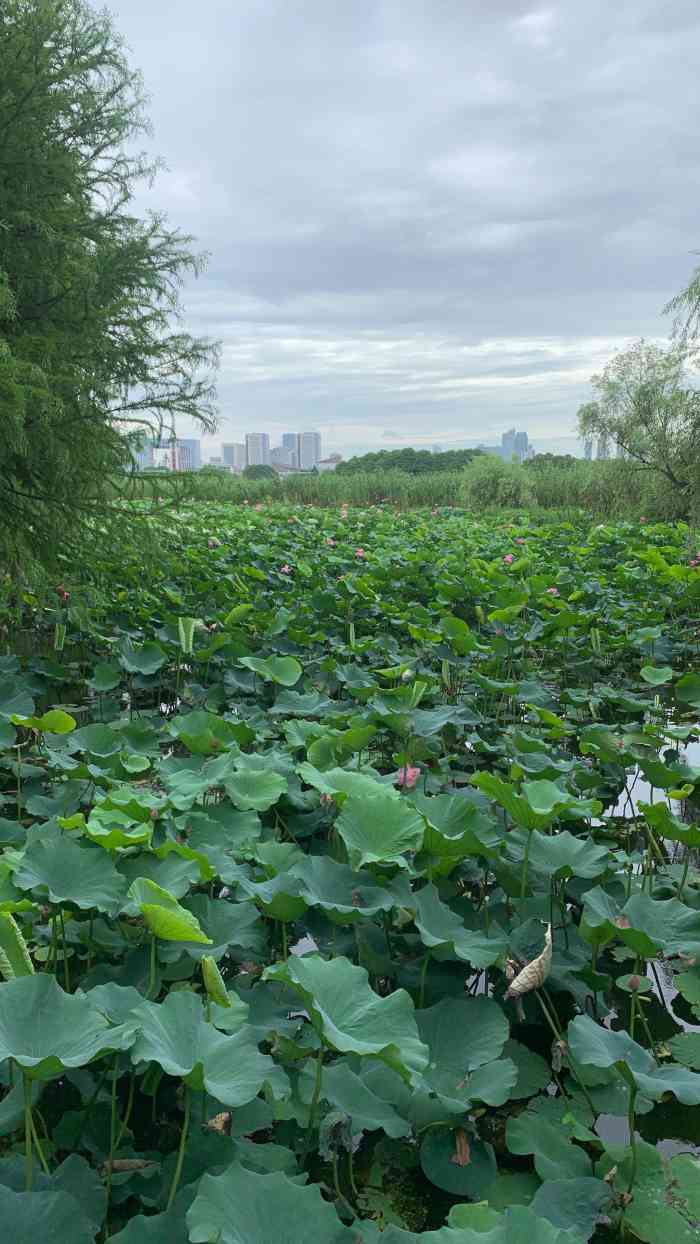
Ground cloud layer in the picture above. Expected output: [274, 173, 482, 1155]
[111, 0, 700, 454]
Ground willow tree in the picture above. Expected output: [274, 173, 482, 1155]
[0, 0, 218, 569]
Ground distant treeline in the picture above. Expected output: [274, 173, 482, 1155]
[335, 447, 484, 474]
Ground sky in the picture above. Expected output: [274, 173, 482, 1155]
[110, 0, 700, 459]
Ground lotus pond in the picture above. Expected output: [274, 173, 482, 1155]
[1, 502, 700, 1242]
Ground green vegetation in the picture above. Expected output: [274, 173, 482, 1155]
[132, 455, 688, 520]
[0, 502, 699, 1239]
[0, 0, 218, 569]
[336, 447, 483, 474]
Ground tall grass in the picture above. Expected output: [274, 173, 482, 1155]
[131, 456, 688, 519]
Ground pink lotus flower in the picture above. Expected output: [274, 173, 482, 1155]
[431, 507, 438, 516]
[515, 538, 526, 545]
[255, 503, 262, 511]
[325, 537, 336, 546]
[503, 554, 514, 565]
[355, 547, 365, 558]
[288, 517, 295, 523]
[207, 537, 221, 549]
[396, 765, 420, 789]
[280, 564, 292, 574]
[545, 586, 559, 595]
[640, 516, 647, 523]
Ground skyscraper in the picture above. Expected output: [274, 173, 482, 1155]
[596, 436, 610, 461]
[514, 431, 529, 462]
[501, 428, 517, 460]
[245, 432, 270, 466]
[282, 433, 299, 468]
[298, 431, 322, 470]
[174, 438, 201, 470]
[222, 443, 247, 471]
[584, 439, 593, 460]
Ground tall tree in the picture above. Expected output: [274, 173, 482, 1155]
[576, 339, 700, 508]
[0, 0, 218, 569]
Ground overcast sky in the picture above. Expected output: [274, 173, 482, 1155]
[111, 0, 700, 456]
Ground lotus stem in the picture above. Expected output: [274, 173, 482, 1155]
[166, 1084, 191, 1211]
[23, 1072, 33, 1191]
[626, 1086, 639, 1193]
[418, 950, 431, 1009]
[520, 829, 533, 900]
[147, 934, 157, 999]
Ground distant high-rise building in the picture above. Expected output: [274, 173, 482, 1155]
[298, 431, 322, 470]
[245, 432, 270, 466]
[282, 433, 299, 468]
[514, 431, 529, 462]
[222, 442, 247, 472]
[271, 445, 295, 466]
[174, 438, 201, 470]
[501, 428, 517, 460]
[596, 436, 610, 461]
[584, 439, 593, 461]
[131, 434, 154, 470]
[500, 428, 529, 463]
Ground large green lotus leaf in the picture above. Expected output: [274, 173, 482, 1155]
[263, 954, 428, 1084]
[170, 710, 244, 755]
[187, 1162, 353, 1243]
[236, 872, 309, 922]
[157, 894, 266, 962]
[358, 1204, 575, 1243]
[224, 768, 287, 811]
[638, 800, 700, 848]
[126, 878, 212, 944]
[580, 888, 700, 957]
[120, 642, 167, 674]
[506, 1108, 592, 1181]
[567, 1014, 700, 1103]
[10, 826, 127, 915]
[506, 829, 610, 880]
[289, 854, 395, 923]
[70, 723, 123, 756]
[240, 655, 303, 686]
[86, 662, 122, 693]
[675, 671, 700, 706]
[530, 1177, 611, 1242]
[503, 1039, 552, 1099]
[118, 852, 202, 903]
[297, 764, 391, 801]
[667, 1031, 700, 1069]
[109, 1203, 188, 1243]
[84, 805, 153, 850]
[412, 792, 503, 870]
[640, 665, 674, 685]
[321, 1060, 410, 1138]
[335, 790, 424, 868]
[0, 1153, 106, 1235]
[130, 991, 288, 1104]
[411, 884, 508, 968]
[416, 997, 514, 1108]
[0, 1186, 96, 1244]
[186, 809, 262, 873]
[0, 677, 34, 720]
[0, 975, 132, 1078]
[420, 1130, 497, 1198]
[598, 1141, 700, 1244]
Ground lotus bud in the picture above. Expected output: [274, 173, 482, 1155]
[627, 974, 641, 992]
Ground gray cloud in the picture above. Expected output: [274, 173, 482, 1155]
[110, 0, 700, 455]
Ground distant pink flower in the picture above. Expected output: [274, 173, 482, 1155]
[503, 554, 514, 565]
[320, 793, 335, 807]
[255, 503, 262, 511]
[640, 516, 647, 523]
[396, 765, 420, 789]
[326, 537, 336, 546]
[243, 499, 249, 505]
[287, 517, 295, 523]
[207, 537, 221, 549]
[355, 547, 365, 558]
[515, 538, 526, 545]
[431, 507, 438, 515]
[280, 564, 292, 574]
[545, 586, 559, 595]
